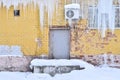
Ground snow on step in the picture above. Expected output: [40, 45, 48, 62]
[30, 59, 94, 69]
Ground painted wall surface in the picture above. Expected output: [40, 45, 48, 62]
[0, 0, 120, 56]
[0, 5, 49, 55]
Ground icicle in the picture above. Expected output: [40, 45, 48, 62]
[79, 1, 81, 18]
[43, 0, 48, 12]
[81, 1, 84, 19]
[109, 8, 115, 34]
[97, 0, 114, 38]
[2, 0, 6, 7]
[47, 0, 56, 27]
[0, 0, 2, 8]
[108, 0, 115, 34]
[22, 0, 28, 9]
[13, 0, 19, 10]
[92, 0, 95, 28]
[33, 0, 37, 10]
[101, 14, 107, 37]
[87, 0, 89, 28]
[6, 0, 12, 10]
[39, 1, 44, 31]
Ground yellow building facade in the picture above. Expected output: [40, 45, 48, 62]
[0, 0, 120, 56]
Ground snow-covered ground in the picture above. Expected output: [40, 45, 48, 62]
[0, 59, 120, 80]
[0, 67, 120, 80]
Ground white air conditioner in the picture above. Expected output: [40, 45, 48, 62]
[65, 3, 80, 20]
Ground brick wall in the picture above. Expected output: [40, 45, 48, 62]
[71, 54, 120, 67]
[0, 56, 38, 71]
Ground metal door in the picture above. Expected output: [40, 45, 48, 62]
[50, 29, 70, 59]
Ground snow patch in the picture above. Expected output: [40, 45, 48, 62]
[65, 3, 80, 9]
[30, 59, 94, 69]
[0, 45, 23, 56]
[0, 66, 120, 80]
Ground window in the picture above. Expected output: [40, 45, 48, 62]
[115, 6, 120, 28]
[14, 10, 20, 16]
[88, 6, 98, 29]
[88, 6, 120, 29]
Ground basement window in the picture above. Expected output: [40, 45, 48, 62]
[14, 10, 20, 16]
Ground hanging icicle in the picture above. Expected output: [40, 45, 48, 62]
[0, 0, 2, 8]
[13, 0, 19, 10]
[39, 1, 44, 31]
[6, 0, 12, 10]
[92, 0, 95, 28]
[97, 0, 115, 38]
[0, 0, 57, 30]
[47, 0, 56, 27]
[81, 0, 84, 19]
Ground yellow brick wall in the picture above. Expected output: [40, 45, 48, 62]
[70, 20, 120, 55]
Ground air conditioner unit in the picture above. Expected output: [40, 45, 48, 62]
[65, 3, 80, 20]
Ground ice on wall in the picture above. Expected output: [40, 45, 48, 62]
[91, 0, 96, 29]
[0, 45, 23, 56]
[81, 1, 84, 19]
[97, 0, 115, 38]
[0, 0, 57, 29]
[38, 1, 44, 30]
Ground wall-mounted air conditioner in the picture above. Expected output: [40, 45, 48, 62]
[65, 3, 80, 20]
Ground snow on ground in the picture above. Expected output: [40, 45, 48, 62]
[53, 67, 120, 80]
[0, 67, 120, 80]
[0, 60, 120, 80]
